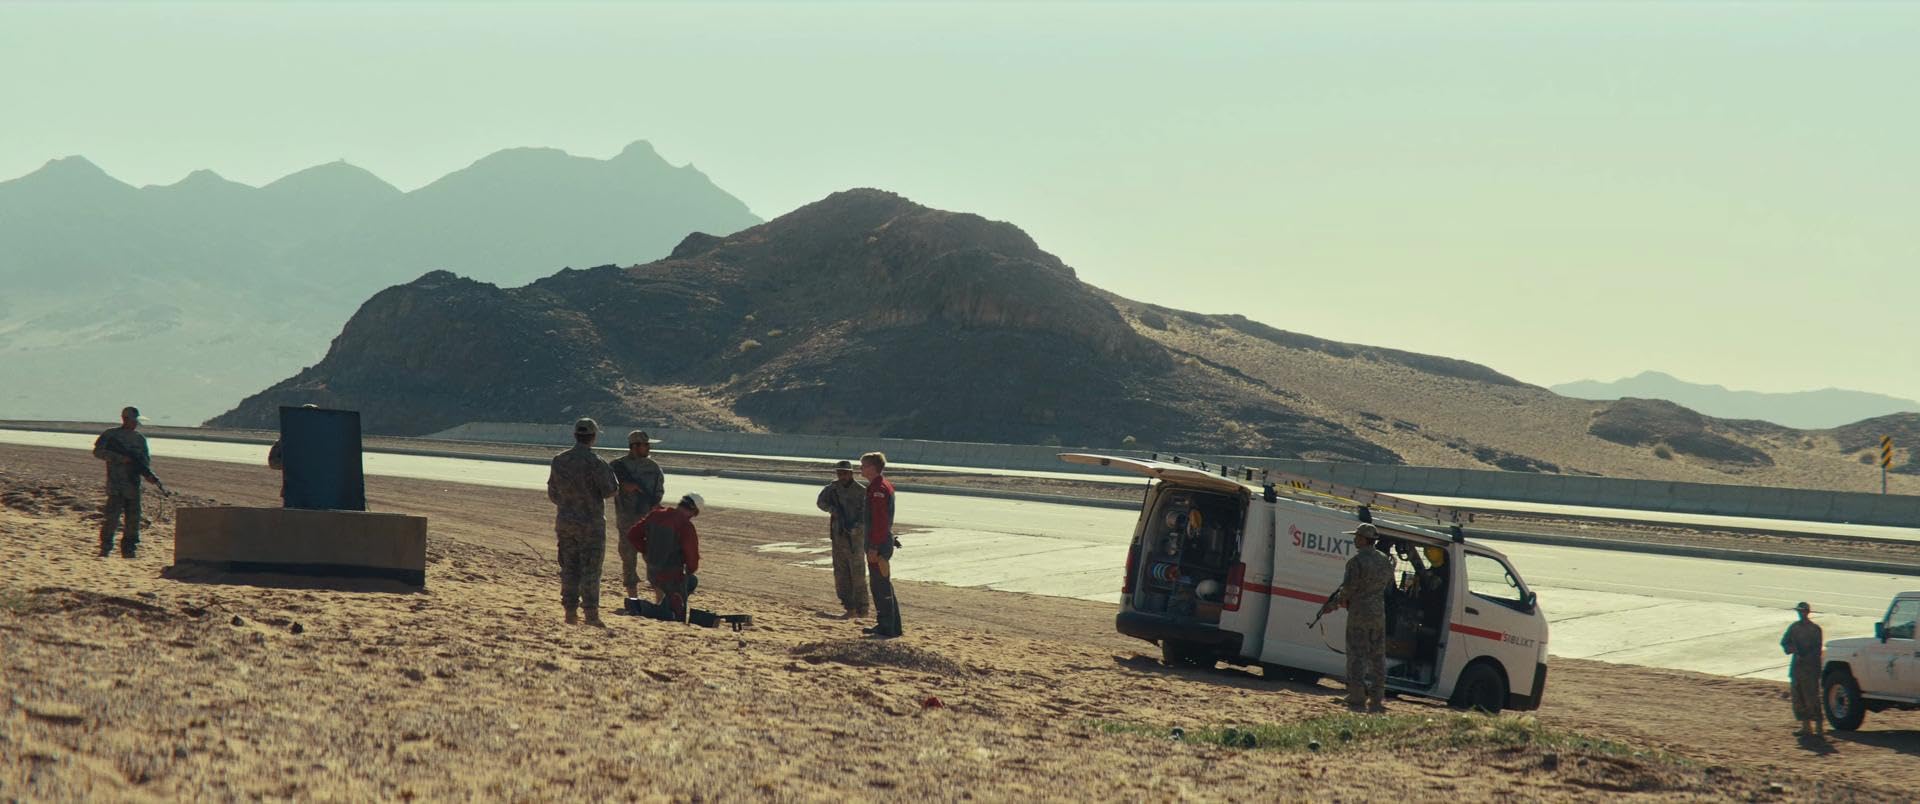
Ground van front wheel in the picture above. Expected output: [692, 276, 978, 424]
[1160, 640, 1213, 669]
[1450, 663, 1507, 714]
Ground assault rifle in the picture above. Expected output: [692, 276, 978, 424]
[1307, 585, 1343, 629]
[101, 438, 166, 495]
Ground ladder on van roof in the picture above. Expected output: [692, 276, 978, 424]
[1148, 453, 1474, 526]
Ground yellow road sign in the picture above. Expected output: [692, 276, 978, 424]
[1883, 435, 1896, 468]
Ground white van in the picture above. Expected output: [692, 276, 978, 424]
[1064, 453, 1550, 713]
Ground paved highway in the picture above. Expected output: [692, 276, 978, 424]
[660, 445, 1920, 542]
[6, 429, 1910, 681]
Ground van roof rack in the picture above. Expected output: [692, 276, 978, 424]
[1149, 452, 1473, 527]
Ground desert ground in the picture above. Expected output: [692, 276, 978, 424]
[4, 444, 1917, 801]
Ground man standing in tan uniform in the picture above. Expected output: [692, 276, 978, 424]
[610, 431, 666, 602]
[815, 460, 869, 619]
[1781, 601, 1824, 736]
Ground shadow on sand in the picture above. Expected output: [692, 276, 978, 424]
[1831, 728, 1920, 758]
[1111, 652, 1347, 699]
[161, 562, 424, 595]
[1794, 733, 1839, 755]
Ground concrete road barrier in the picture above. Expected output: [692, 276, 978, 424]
[174, 506, 428, 585]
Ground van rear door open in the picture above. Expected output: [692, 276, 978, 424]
[1064, 454, 1253, 660]
[1058, 454, 1246, 494]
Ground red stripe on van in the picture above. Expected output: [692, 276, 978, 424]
[1242, 583, 1328, 604]
[1450, 623, 1504, 642]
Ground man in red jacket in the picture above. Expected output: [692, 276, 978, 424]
[861, 452, 903, 638]
[627, 493, 704, 620]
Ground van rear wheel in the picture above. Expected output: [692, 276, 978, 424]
[1449, 663, 1507, 714]
[1160, 640, 1213, 669]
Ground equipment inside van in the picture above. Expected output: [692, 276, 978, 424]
[1064, 453, 1550, 714]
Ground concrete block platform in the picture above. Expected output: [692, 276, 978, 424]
[174, 506, 427, 586]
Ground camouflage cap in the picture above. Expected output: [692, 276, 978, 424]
[628, 430, 660, 445]
[1795, 601, 1812, 612]
[573, 417, 599, 436]
[1344, 523, 1378, 541]
[833, 459, 854, 472]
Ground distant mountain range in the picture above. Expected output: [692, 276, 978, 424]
[210, 189, 1916, 493]
[1552, 371, 1920, 430]
[0, 141, 760, 424]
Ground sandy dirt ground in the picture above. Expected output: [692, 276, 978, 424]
[4, 445, 1917, 801]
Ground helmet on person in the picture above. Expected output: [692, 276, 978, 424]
[679, 493, 705, 513]
[1424, 546, 1447, 567]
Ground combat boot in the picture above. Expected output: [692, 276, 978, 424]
[583, 608, 604, 628]
[565, 607, 579, 625]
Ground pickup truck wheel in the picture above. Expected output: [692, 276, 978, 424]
[1823, 670, 1867, 732]
[1160, 640, 1213, 669]
[1449, 662, 1507, 714]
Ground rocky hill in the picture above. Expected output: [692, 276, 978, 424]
[208, 189, 1916, 492]
[0, 142, 759, 424]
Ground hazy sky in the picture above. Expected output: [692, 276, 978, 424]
[4, 1, 1916, 399]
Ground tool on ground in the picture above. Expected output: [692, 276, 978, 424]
[623, 597, 752, 630]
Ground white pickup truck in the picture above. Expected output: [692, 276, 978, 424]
[1823, 591, 1920, 731]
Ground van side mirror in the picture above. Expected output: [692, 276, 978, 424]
[1876, 621, 1888, 642]
[1523, 591, 1537, 612]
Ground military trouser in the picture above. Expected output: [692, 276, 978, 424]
[616, 516, 642, 595]
[100, 488, 142, 556]
[1790, 662, 1822, 722]
[555, 520, 606, 611]
[830, 526, 870, 615]
[867, 541, 902, 637]
[1344, 621, 1386, 707]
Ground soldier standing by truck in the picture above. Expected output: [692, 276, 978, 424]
[91, 406, 151, 559]
[1319, 523, 1394, 712]
[547, 418, 618, 627]
[815, 460, 870, 619]
[611, 431, 666, 602]
[1781, 601, 1824, 736]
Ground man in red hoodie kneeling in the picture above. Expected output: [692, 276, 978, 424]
[626, 493, 704, 621]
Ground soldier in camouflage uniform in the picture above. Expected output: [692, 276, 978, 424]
[814, 460, 869, 619]
[610, 430, 666, 601]
[91, 406, 151, 558]
[1321, 523, 1395, 712]
[1781, 601, 1825, 736]
[547, 418, 618, 626]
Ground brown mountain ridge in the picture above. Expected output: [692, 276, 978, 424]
[209, 189, 1916, 493]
